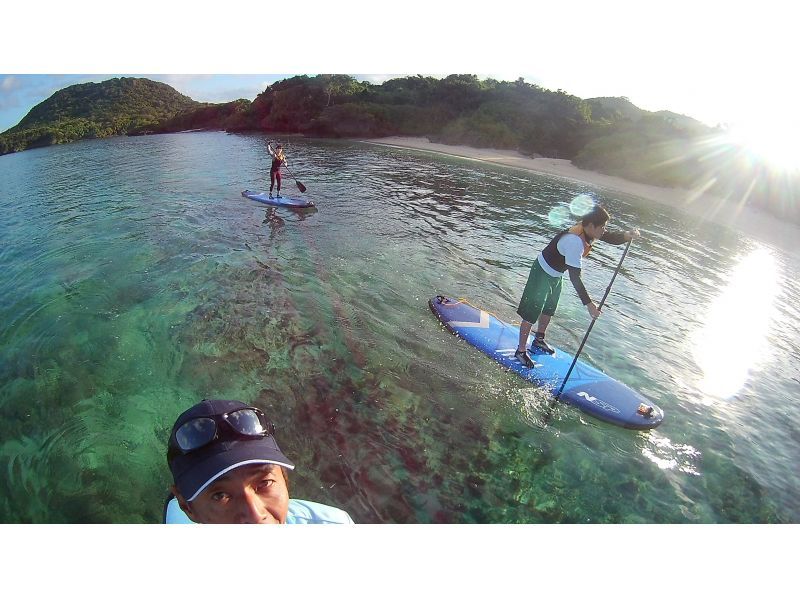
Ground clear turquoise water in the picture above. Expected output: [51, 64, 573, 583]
[1, 132, 797, 523]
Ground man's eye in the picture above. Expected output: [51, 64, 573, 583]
[211, 492, 229, 502]
[257, 479, 275, 491]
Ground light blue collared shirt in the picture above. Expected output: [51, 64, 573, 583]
[164, 497, 355, 524]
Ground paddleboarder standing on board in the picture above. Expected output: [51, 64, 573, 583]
[515, 205, 640, 367]
[267, 142, 288, 199]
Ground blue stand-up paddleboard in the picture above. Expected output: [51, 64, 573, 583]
[242, 190, 315, 208]
[429, 295, 664, 430]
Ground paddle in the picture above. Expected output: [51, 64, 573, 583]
[284, 165, 307, 193]
[543, 239, 634, 423]
[269, 141, 307, 193]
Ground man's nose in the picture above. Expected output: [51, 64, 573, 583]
[236, 489, 271, 524]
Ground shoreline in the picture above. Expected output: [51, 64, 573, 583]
[361, 136, 800, 256]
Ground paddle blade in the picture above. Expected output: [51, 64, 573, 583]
[296, 181, 307, 193]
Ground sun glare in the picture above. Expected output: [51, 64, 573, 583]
[691, 248, 780, 398]
[726, 119, 800, 172]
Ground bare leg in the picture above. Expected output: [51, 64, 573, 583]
[533, 314, 555, 354]
[518, 320, 533, 352]
[536, 314, 551, 335]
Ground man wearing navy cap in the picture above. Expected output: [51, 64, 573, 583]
[165, 399, 354, 524]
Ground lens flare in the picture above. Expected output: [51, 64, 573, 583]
[691, 248, 779, 398]
[569, 193, 595, 216]
[547, 205, 572, 228]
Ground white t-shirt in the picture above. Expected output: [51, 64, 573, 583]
[537, 233, 585, 277]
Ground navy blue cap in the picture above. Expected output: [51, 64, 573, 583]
[167, 400, 295, 501]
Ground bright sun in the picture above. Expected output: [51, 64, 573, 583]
[726, 118, 800, 172]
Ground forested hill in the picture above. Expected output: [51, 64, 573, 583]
[145, 74, 606, 159]
[0, 77, 199, 154]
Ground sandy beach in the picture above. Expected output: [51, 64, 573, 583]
[362, 136, 800, 256]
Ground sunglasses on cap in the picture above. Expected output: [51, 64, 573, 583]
[172, 407, 276, 454]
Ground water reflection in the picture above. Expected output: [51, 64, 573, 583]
[691, 248, 779, 398]
[641, 432, 701, 475]
[2, 133, 796, 523]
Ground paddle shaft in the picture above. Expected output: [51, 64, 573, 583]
[550, 239, 633, 405]
[284, 164, 307, 193]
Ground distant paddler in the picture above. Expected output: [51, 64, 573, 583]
[267, 141, 288, 199]
[514, 205, 640, 367]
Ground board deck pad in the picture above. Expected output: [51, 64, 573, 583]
[242, 190, 314, 208]
[429, 295, 664, 429]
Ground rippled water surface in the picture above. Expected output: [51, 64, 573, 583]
[1, 132, 798, 523]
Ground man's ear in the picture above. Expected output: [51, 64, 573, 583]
[171, 485, 199, 523]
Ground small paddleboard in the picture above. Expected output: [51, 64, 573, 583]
[242, 190, 314, 208]
[429, 295, 664, 430]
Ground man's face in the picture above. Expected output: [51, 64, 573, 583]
[585, 221, 607, 241]
[175, 463, 290, 524]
